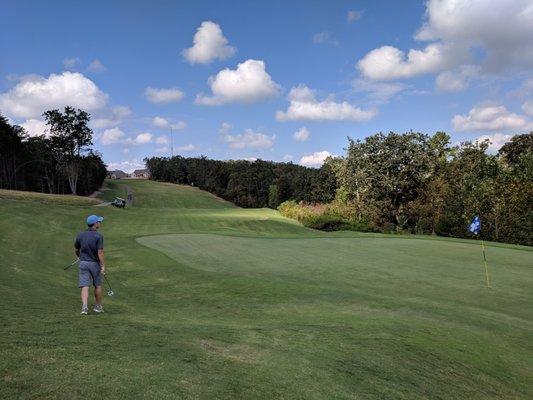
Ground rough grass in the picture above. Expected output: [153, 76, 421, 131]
[0, 179, 531, 399]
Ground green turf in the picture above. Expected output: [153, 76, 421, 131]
[1, 179, 532, 399]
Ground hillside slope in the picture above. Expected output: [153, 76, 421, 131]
[1, 180, 532, 399]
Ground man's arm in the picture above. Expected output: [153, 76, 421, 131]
[74, 235, 81, 258]
[97, 235, 105, 274]
[98, 249, 106, 274]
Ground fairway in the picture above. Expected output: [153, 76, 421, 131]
[1, 180, 532, 399]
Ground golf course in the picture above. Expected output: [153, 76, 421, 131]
[1, 179, 532, 399]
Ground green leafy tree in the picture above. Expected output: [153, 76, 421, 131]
[43, 106, 93, 194]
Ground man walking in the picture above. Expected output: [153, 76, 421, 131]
[75, 215, 106, 315]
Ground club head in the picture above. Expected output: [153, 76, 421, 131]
[107, 290, 115, 297]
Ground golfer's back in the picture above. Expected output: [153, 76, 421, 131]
[75, 229, 104, 262]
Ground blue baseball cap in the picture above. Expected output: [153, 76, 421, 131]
[87, 215, 104, 226]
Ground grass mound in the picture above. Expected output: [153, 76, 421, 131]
[1, 180, 532, 399]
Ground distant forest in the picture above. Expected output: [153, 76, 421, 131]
[146, 131, 532, 246]
[0, 107, 106, 196]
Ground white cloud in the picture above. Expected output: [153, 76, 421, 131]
[176, 144, 196, 152]
[312, 31, 338, 46]
[352, 79, 407, 102]
[107, 159, 145, 173]
[276, 84, 377, 122]
[145, 87, 185, 103]
[222, 128, 275, 149]
[21, 119, 48, 137]
[152, 116, 169, 128]
[476, 133, 514, 152]
[156, 136, 169, 145]
[347, 10, 363, 23]
[92, 105, 132, 129]
[87, 59, 106, 73]
[0, 72, 108, 119]
[63, 57, 81, 69]
[357, 0, 533, 81]
[152, 116, 186, 130]
[219, 122, 232, 134]
[522, 100, 533, 116]
[510, 78, 533, 97]
[127, 132, 153, 145]
[357, 44, 456, 80]
[101, 127, 125, 145]
[452, 104, 529, 132]
[282, 154, 293, 161]
[182, 21, 236, 64]
[156, 146, 170, 154]
[299, 151, 333, 168]
[195, 59, 280, 105]
[436, 65, 480, 92]
[293, 127, 310, 142]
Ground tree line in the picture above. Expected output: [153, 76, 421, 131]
[144, 156, 336, 208]
[147, 131, 532, 245]
[0, 107, 107, 196]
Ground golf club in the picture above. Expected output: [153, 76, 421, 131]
[103, 274, 115, 296]
[63, 258, 79, 270]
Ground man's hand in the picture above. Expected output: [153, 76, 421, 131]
[100, 265, 106, 275]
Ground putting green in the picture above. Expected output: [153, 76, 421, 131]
[1, 180, 532, 399]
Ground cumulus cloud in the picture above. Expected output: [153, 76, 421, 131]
[107, 159, 145, 173]
[156, 136, 169, 145]
[283, 154, 293, 161]
[357, 44, 456, 80]
[126, 132, 153, 145]
[522, 100, 533, 116]
[222, 128, 275, 149]
[293, 127, 310, 142]
[299, 151, 333, 168]
[476, 133, 514, 152]
[452, 104, 529, 132]
[352, 79, 407, 102]
[0, 72, 108, 119]
[156, 146, 169, 154]
[357, 0, 533, 80]
[347, 10, 363, 23]
[21, 119, 48, 137]
[195, 59, 280, 105]
[276, 84, 377, 122]
[145, 87, 185, 103]
[182, 21, 236, 64]
[101, 127, 125, 145]
[63, 57, 81, 69]
[92, 105, 132, 129]
[312, 31, 338, 46]
[436, 65, 480, 92]
[151, 116, 186, 130]
[87, 59, 106, 73]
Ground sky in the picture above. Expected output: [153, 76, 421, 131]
[1, 0, 532, 172]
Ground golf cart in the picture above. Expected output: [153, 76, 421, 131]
[111, 197, 126, 208]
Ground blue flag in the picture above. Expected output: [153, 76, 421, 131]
[469, 215, 481, 235]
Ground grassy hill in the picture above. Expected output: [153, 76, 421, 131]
[1, 179, 532, 399]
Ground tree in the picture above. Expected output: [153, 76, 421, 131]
[43, 107, 93, 194]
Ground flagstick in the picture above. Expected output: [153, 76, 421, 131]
[481, 239, 491, 288]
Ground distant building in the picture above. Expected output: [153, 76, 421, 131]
[108, 170, 129, 179]
[132, 169, 150, 179]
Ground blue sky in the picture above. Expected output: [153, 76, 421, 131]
[1, 0, 532, 171]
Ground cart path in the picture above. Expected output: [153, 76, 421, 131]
[123, 184, 134, 205]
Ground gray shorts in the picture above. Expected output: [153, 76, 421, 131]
[79, 261, 102, 288]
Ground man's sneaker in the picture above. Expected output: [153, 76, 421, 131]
[93, 304, 104, 314]
[81, 306, 88, 315]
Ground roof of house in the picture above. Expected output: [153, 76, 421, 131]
[133, 169, 149, 174]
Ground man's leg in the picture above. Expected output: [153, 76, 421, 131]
[94, 285, 103, 306]
[80, 286, 89, 314]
